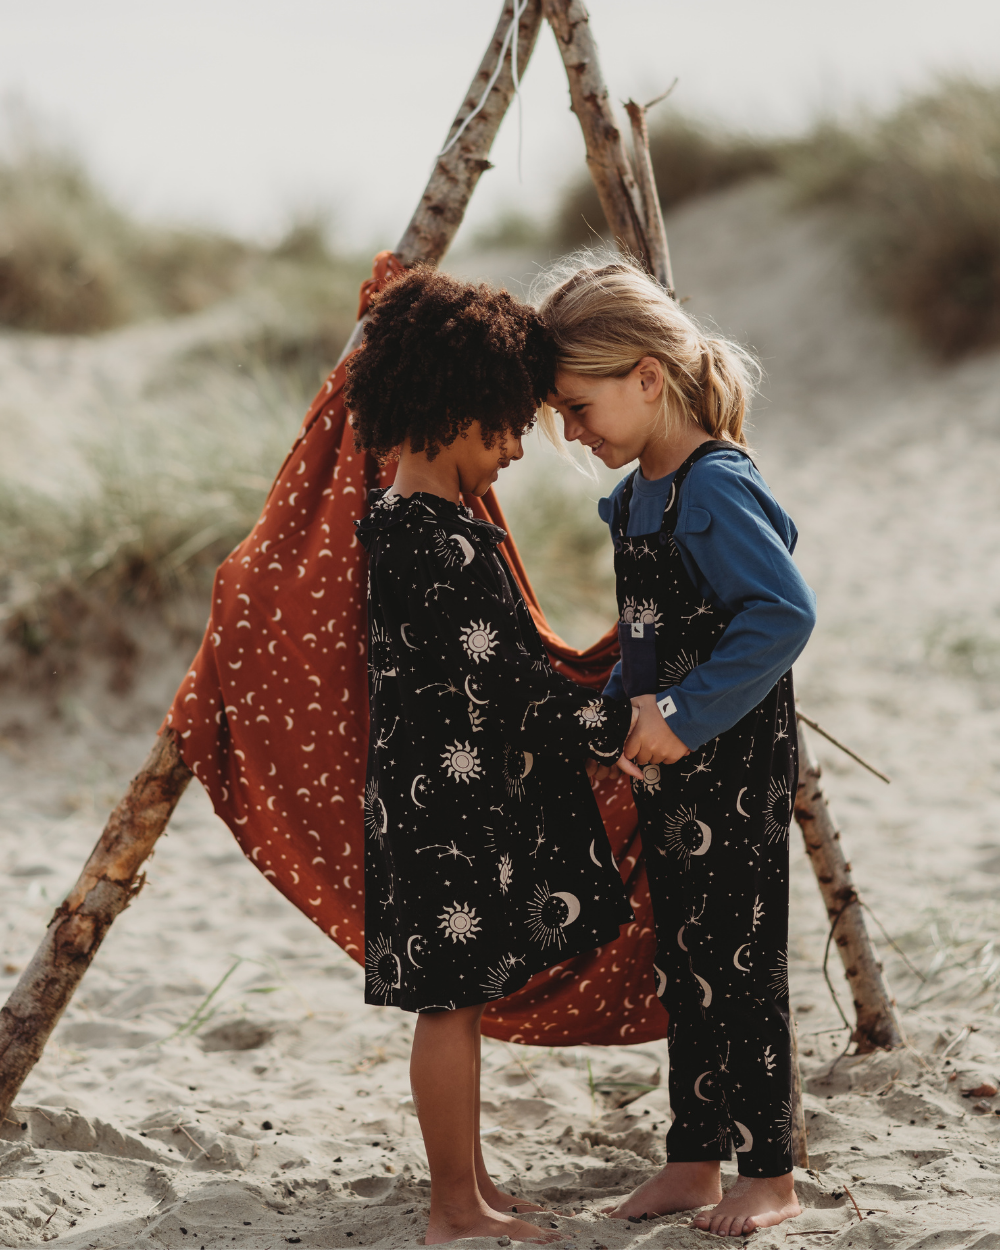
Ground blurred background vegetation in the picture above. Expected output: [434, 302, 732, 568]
[3, 75, 1000, 679]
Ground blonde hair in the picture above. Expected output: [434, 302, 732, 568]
[535, 255, 759, 451]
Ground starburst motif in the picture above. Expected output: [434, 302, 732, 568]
[441, 740, 482, 783]
[659, 649, 700, 686]
[764, 776, 792, 842]
[437, 901, 481, 944]
[364, 780, 387, 846]
[769, 948, 789, 1000]
[433, 528, 466, 568]
[526, 883, 578, 949]
[502, 744, 530, 800]
[365, 933, 400, 1004]
[459, 620, 498, 663]
[659, 805, 712, 870]
[481, 952, 525, 999]
[367, 619, 396, 692]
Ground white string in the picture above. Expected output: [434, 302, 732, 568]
[438, 0, 528, 160]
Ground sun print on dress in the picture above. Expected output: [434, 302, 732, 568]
[367, 619, 396, 692]
[764, 776, 792, 843]
[481, 952, 526, 999]
[438, 901, 482, 944]
[498, 853, 514, 894]
[575, 699, 607, 729]
[366, 933, 401, 1003]
[526, 883, 582, 950]
[502, 744, 532, 800]
[441, 740, 482, 783]
[621, 596, 662, 629]
[364, 780, 388, 846]
[659, 648, 700, 687]
[459, 620, 498, 663]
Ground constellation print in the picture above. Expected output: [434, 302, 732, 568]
[681, 736, 719, 779]
[415, 841, 475, 866]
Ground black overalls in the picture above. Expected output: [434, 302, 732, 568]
[615, 442, 797, 1178]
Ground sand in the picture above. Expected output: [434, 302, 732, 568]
[2, 180, 1000, 1246]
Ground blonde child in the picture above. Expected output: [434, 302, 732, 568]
[540, 261, 816, 1237]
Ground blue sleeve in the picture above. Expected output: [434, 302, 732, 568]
[603, 659, 626, 700]
[659, 456, 816, 750]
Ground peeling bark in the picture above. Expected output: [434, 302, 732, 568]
[395, 0, 544, 267]
[793, 721, 904, 1053]
[624, 99, 674, 293]
[0, 731, 192, 1121]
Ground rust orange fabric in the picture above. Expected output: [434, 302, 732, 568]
[166, 252, 666, 1046]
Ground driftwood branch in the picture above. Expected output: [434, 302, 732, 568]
[623, 98, 674, 293]
[0, 730, 192, 1121]
[789, 1007, 809, 1169]
[793, 720, 904, 1053]
[395, 0, 544, 267]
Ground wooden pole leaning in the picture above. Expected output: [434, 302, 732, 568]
[793, 719, 904, 1053]
[0, 0, 544, 1125]
[0, 730, 193, 1120]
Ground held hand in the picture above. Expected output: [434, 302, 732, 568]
[625, 694, 691, 766]
[586, 705, 643, 784]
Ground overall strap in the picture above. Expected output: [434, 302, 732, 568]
[614, 469, 641, 550]
[658, 439, 753, 537]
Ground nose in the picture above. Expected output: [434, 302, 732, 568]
[509, 436, 524, 462]
[561, 415, 583, 442]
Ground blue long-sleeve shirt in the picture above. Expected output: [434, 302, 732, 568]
[599, 448, 816, 750]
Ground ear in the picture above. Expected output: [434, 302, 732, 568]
[636, 356, 664, 404]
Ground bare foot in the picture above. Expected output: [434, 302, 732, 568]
[602, 1160, 723, 1218]
[477, 1182, 572, 1217]
[424, 1206, 567, 1245]
[691, 1174, 801, 1237]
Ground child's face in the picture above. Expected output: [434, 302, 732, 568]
[452, 421, 524, 497]
[549, 359, 664, 469]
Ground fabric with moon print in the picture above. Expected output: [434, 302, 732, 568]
[612, 441, 799, 1179]
[353, 488, 634, 1013]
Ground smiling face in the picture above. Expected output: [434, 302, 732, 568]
[449, 420, 524, 497]
[548, 358, 666, 470]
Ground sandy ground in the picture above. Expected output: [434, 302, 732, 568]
[2, 181, 1000, 1246]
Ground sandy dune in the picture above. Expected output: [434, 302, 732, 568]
[2, 181, 1000, 1246]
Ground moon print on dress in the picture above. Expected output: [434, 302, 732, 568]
[367, 619, 396, 692]
[459, 620, 498, 663]
[438, 902, 482, 944]
[764, 775, 792, 842]
[660, 807, 713, 869]
[364, 780, 388, 847]
[527, 883, 582, 949]
[355, 488, 633, 1015]
[366, 934, 402, 1003]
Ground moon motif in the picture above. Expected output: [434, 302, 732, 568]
[285, 715, 294, 730]
[691, 821, 712, 856]
[733, 943, 751, 972]
[677, 925, 688, 951]
[410, 775, 427, 808]
[343, 875, 351, 889]
[664, 482, 677, 512]
[694, 972, 713, 1008]
[552, 891, 581, 925]
[251, 847, 261, 861]
[464, 675, 488, 705]
[736, 786, 750, 818]
[406, 934, 425, 967]
[653, 964, 667, 997]
[450, 533, 475, 566]
[522, 751, 533, 779]
[400, 623, 418, 649]
[734, 1120, 754, 1153]
[588, 839, 601, 867]
[693, 1071, 713, 1101]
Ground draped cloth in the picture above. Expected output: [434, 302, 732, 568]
[165, 252, 667, 1046]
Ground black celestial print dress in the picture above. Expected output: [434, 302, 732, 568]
[615, 442, 798, 1179]
[355, 489, 634, 1014]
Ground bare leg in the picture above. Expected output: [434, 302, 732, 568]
[602, 1160, 723, 1218]
[412, 1005, 564, 1246]
[691, 1173, 800, 1236]
[471, 1021, 553, 1216]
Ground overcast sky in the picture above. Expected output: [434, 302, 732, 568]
[4, 1, 1000, 250]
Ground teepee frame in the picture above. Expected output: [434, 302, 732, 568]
[0, 0, 900, 1138]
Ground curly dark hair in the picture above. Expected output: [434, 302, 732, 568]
[345, 267, 557, 461]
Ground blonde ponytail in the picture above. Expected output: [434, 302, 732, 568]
[535, 256, 759, 448]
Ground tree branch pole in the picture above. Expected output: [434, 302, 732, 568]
[0, 0, 544, 1125]
[542, 0, 670, 284]
[623, 98, 674, 294]
[0, 731, 193, 1120]
[793, 720, 904, 1053]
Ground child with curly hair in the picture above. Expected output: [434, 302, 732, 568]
[347, 267, 640, 1246]
[539, 260, 816, 1238]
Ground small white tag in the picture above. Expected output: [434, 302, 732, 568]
[657, 695, 677, 719]
[630, 621, 644, 639]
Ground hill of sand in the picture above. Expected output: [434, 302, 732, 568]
[1, 180, 999, 1247]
